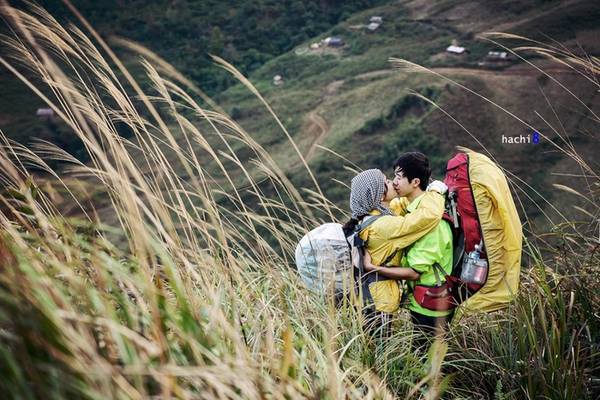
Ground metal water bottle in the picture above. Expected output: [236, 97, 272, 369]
[460, 240, 488, 285]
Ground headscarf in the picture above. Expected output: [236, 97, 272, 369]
[349, 169, 392, 219]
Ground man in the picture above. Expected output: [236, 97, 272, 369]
[365, 152, 454, 344]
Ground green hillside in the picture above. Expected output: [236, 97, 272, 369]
[0, 0, 383, 153]
[210, 0, 599, 228]
[7, 0, 386, 94]
[1, 0, 599, 227]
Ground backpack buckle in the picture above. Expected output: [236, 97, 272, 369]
[353, 235, 364, 248]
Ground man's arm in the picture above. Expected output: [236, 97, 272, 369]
[363, 250, 420, 280]
[367, 264, 421, 281]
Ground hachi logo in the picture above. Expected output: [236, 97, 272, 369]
[502, 130, 540, 144]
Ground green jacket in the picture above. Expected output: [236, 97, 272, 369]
[403, 194, 454, 317]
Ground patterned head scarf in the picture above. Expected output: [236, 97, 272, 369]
[350, 169, 392, 219]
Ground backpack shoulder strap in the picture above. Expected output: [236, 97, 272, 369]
[446, 191, 460, 229]
[349, 214, 384, 309]
[432, 262, 447, 287]
[355, 214, 383, 235]
[346, 214, 384, 246]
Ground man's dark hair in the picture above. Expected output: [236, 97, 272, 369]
[393, 152, 431, 191]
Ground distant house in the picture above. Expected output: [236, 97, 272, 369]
[273, 75, 283, 86]
[487, 51, 509, 60]
[36, 108, 55, 119]
[320, 36, 344, 47]
[370, 16, 383, 23]
[327, 37, 344, 47]
[479, 50, 513, 67]
[310, 43, 320, 50]
[367, 22, 380, 31]
[446, 45, 466, 54]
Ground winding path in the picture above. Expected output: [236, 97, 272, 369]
[303, 111, 329, 162]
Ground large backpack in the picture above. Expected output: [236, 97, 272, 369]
[294, 217, 382, 300]
[414, 151, 522, 316]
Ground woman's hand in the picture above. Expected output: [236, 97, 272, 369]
[363, 250, 380, 272]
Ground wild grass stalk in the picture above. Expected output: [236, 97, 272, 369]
[0, 2, 597, 399]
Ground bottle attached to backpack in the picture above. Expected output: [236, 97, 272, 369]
[459, 240, 488, 285]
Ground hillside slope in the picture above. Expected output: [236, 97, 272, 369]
[0, 0, 598, 229]
[212, 0, 599, 227]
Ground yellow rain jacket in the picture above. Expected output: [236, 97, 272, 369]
[454, 151, 523, 319]
[358, 192, 445, 313]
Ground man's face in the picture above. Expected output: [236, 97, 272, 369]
[393, 168, 418, 198]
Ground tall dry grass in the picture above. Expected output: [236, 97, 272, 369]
[0, 2, 598, 399]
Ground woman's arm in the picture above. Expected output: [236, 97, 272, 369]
[376, 191, 444, 247]
[389, 197, 410, 216]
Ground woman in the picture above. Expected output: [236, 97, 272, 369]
[342, 168, 445, 337]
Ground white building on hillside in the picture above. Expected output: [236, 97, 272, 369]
[36, 108, 55, 119]
[446, 45, 466, 54]
[367, 22, 380, 31]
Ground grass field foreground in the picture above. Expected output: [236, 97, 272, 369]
[0, 3, 598, 399]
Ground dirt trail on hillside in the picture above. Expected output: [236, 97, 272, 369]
[431, 65, 578, 77]
[354, 69, 395, 80]
[351, 65, 578, 82]
[290, 82, 337, 168]
[303, 111, 329, 162]
[492, 0, 582, 33]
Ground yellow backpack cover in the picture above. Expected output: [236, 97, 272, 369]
[453, 150, 523, 319]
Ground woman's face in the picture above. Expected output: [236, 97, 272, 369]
[382, 177, 396, 203]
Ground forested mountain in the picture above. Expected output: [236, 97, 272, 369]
[18, 0, 385, 93]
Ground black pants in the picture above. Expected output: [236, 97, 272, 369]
[410, 310, 454, 350]
[364, 308, 393, 340]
